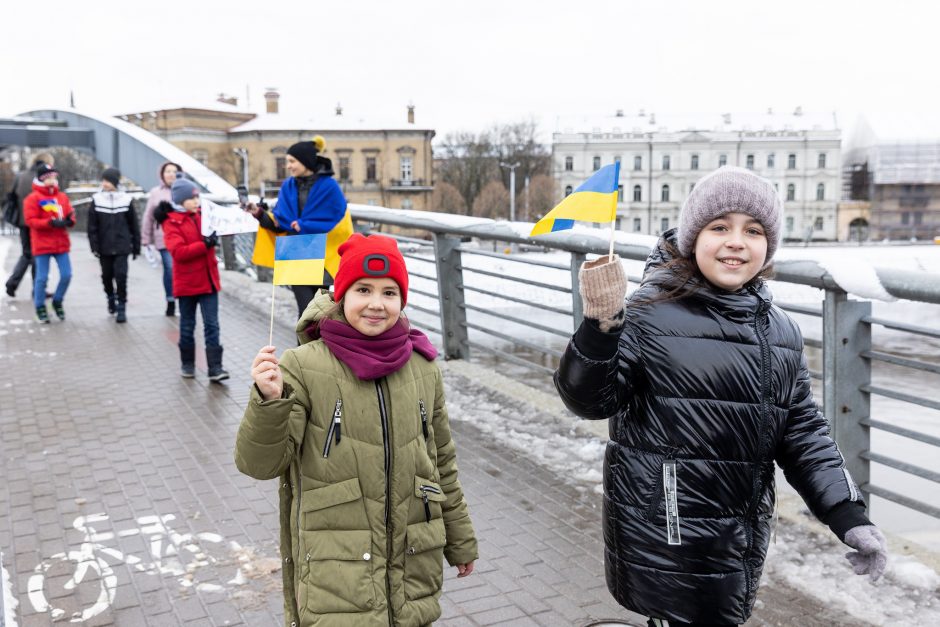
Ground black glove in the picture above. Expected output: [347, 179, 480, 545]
[153, 202, 170, 224]
[203, 231, 219, 249]
[50, 218, 69, 228]
[65, 215, 75, 227]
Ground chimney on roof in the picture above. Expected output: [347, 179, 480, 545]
[407, 104, 415, 124]
[217, 93, 238, 106]
[649, 113, 656, 125]
[336, 102, 343, 116]
[638, 108, 646, 117]
[615, 109, 624, 117]
[722, 113, 732, 125]
[794, 105, 803, 116]
[264, 88, 280, 114]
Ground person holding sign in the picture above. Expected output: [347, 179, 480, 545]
[236, 233, 477, 627]
[245, 136, 352, 318]
[160, 176, 229, 382]
[553, 167, 887, 626]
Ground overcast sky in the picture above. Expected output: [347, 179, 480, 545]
[2, 0, 938, 141]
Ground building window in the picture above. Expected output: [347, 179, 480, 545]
[818, 153, 826, 168]
[816, 183, 825, 201]
[661, 184, 670, 202]
[662, 155, 671, 170]
[914, 211, 923, 225]
[788, 153, 796, 169]
[401, 198, 414, 210]
[633, 217, 642, 232]
[565, 185, 573, 197]
[786, 216, 794, 234]
[719, 154, 727, 167]
[901, 212, 910, 225]
[633, 185, 642, 202]
[593, 156, 601, 171]
[617, 185, 624, 202]
[565, 156, 573, 171]
[634, 155, 642, 171]
[192, 149, 208, 166]
[746, 154, 754, 169]
[338, 157, 350, 181]
[767, 153, 775, 168]
[275, 156, 287, 180]
[786, 183, 796, 201]
[814, 217, 823, 231]
[661, 217, 669, 232]
[365, 157, 377, 182]
[691, 154, 699, 170]
[400, 156, 413, 182]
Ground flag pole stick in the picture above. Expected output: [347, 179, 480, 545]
[268, 281, 276, 347]
[608, 160, 621, 263]
[608, 215, 616, 263]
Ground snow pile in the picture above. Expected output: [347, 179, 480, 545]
[2, 554, 19, 627]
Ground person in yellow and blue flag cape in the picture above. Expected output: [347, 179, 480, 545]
[245, 135, 353, 318]
[530, 162, 620, 236]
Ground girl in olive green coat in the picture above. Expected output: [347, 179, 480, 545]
[236, 234, 477, 627]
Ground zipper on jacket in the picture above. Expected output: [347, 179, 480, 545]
[322, 399, 343, 458]
[419, 399, 429, 439]
[292, 458, 304, 610]
[374, 380, 394, 625]
[418, 484, 442, 523]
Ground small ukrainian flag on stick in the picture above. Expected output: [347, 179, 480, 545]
[267, 233, 327, 345]
[530, 161, 621, 259]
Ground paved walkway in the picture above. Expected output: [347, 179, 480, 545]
[1, 233, 858, 626]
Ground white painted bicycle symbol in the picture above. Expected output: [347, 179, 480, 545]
[28, 512, 228, 623]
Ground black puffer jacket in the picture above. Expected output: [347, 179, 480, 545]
[555, 233, 866, 625]
[88, 190, 140, 256]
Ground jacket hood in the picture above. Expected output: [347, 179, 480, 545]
[295, 289, 343, 344]
[32, 180, 59, 196]
[635, 228, 772, 317]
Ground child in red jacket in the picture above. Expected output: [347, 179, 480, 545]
[23, 164, 75, 323]
[159, 175, 229, 382]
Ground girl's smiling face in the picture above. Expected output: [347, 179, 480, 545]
[342, 277, 402, 336]
[693, 212, 768, 292]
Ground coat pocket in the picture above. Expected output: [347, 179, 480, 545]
[403, 517, 446, 601]
[301, 477, 366, 530]
[414, 476, 446, 524]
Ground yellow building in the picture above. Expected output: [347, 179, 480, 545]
[119, 90, 435, 210]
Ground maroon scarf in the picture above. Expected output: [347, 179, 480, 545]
[313, 318, 438, 380]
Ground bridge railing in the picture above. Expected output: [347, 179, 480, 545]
[339, 206, 940, 525]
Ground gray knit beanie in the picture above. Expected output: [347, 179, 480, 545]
[170, 173, 200, 205]
[677, 166, 782, 264]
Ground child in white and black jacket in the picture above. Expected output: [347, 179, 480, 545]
[555, 167, 888, 627]
[88, 167, 140, 322]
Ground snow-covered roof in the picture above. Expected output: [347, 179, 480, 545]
[119, 95, 252, 116]
[555, 110, 839, 135]
[229, 111, 431, 134]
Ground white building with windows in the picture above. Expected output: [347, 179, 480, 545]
[553, 109, 841, 240]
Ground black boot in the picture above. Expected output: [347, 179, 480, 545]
[115, 301, 127, 323]
[179, 345, 196, 378]
[206, 346, 229, 383]
[107, 293, 116, 315]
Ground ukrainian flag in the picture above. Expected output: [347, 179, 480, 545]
[530, 162, 620, 236]
[273, 234, 327, 285]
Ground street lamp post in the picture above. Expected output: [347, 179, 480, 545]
[499, 161, 521, 221]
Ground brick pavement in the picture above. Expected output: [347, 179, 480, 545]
[1, 233, 859, 626]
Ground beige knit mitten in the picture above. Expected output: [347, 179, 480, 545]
[578, 255, 628, 331]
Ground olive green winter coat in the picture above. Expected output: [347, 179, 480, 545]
[235, 293, 478, 626]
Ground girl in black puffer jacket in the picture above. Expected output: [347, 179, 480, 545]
[555, 167, 888, 627]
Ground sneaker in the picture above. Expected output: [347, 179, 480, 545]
[181, 364, 195, 378]
[36, 305, 50, 324]
[51, 301, 65, 321]
[208, 368, 230, 383]
[165, 301, 175, 316]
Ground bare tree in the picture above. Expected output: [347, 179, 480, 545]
[471, 180, 509, 219]
[494, 119, 551, 191]
[431, 181, 467, 214]
[515, 174, 556, 222]
[211, 146, 265, 190]
[436, 130, 498, 214]
[46, 147, 104, 187]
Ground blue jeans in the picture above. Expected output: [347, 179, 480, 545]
[33, 253, 72, 308]
[178, 292, 220, 349]
[159, 248, 174, 301]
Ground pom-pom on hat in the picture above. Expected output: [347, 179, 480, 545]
[333, 233, 409, 306]
[170, 173, 200, 205]
[287, 135, 327, 172]
[36, 163, 59, 182]
[677, 166, 782, 264]
[101, 167, 121, 188]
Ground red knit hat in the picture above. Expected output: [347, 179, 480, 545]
[333, 233, 409, 306]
